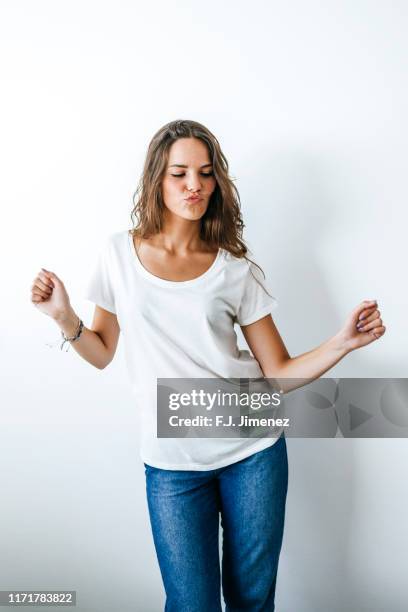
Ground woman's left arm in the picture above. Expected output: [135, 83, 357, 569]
[241, 300, 386, 392]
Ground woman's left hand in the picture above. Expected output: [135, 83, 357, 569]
[336, 300, 386, 353]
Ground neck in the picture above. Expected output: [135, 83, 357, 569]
[156, 212, 204, 254]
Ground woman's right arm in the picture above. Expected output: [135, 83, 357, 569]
[31, 268, 120, 369]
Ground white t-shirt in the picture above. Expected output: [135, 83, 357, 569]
[84, 230, 283, 470]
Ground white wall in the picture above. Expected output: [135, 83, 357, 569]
[1, 1, 407, 610]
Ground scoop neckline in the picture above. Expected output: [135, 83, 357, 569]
[127, 230, 223, 287]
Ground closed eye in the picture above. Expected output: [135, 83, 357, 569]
[171, 172, 214, 177]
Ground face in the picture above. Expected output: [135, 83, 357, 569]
[161, 137, 217, 222]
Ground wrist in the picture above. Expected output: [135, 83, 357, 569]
[329, 332, 351, 356]
[54, 308, 78, 334]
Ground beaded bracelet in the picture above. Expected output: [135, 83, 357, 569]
[60, 317, 84, 352]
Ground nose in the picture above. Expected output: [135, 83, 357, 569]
[186, 173, 202, 193]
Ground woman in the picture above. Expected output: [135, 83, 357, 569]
[31, 119, 386, 611]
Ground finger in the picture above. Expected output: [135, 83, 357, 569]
[32, 280, 51, 295]
[31, 294, 44, 303]
[353, 300, 377, 319]
[32, 287, 50, 299]
[359, 318, 383, 332]
[356, 309, 381, 327]
[358, 302, 378, 321]
[371, 325, 386, 339]
[43, 270, 63, 287]
[358, 317, 383, 332]
[33, 277, 53, 293]
[356, 307, 377, 325]
[38, 270, 55, 289]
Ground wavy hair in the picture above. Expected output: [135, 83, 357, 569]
[129, 119, 268, 282]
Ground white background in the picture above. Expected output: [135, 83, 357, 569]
[1, 1, 407, 610]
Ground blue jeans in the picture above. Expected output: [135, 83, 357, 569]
[144, 435, 288, 611]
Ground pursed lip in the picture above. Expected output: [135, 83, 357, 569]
[185, 196, 202, 202]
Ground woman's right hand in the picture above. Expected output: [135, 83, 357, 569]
[31, 268, 73, 322]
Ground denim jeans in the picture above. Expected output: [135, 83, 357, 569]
[144, 434, 288, 612]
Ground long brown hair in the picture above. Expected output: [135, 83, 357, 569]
[129, 119, 268, 282]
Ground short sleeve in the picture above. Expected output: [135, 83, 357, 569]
[236, 260, 278, 326]
[84, 238, 116, 314]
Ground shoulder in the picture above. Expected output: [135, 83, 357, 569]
[100, 230, 130, 252]
[220, 248, 261, 280]
[222, 248, 276, 300]
[92, 231, 130, 267]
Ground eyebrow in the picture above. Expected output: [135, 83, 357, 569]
[168, 163, 213, 168]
